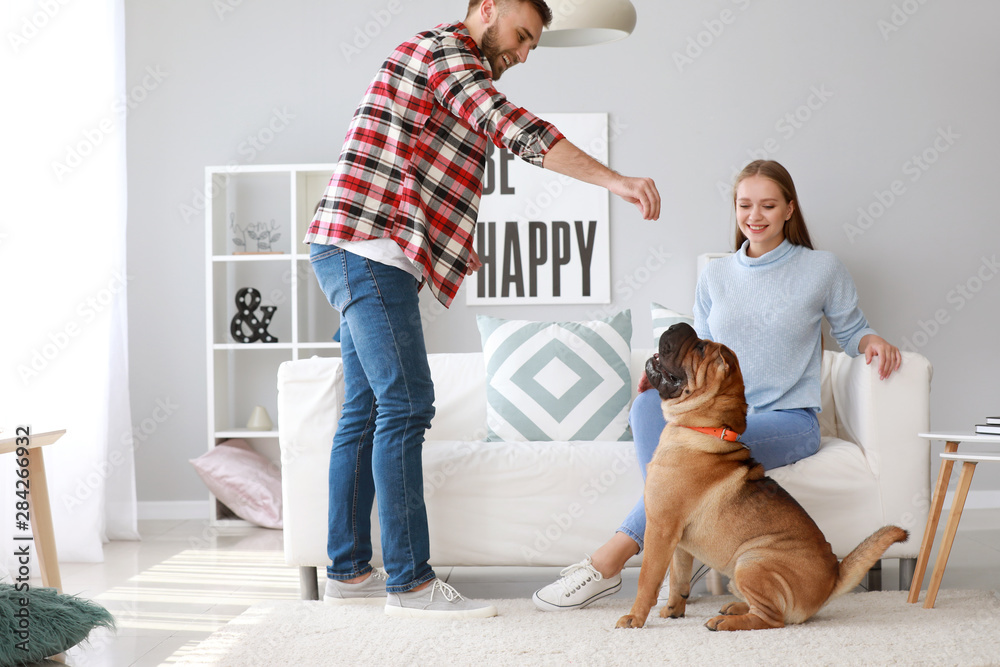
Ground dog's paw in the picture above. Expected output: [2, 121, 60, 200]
[705, 613, 781, 631]
[719, 601, 749, 616]
[615, 614, 645, 629]
[705, 615, 726, 631]
[659, 602, 686, 619]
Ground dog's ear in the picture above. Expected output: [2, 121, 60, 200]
[715, 352, 729, 374]
[717, 345, 744, 379]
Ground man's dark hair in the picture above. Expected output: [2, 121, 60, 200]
[467, 0, 553, 27]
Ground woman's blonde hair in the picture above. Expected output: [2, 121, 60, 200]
[732, 160, 814, 251]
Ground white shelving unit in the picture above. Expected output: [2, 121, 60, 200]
[204, 163, 340, 523]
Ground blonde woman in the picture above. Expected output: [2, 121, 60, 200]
[533, 160, 901, 611]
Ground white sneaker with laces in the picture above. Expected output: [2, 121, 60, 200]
[323, 568, 388, 605]
[532, 556, 622, 611]
[385, 579, 498, 619]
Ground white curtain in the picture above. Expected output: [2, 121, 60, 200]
[1, 0, 139, 570]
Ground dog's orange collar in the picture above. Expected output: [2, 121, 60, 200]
[684, 426, 740, 442]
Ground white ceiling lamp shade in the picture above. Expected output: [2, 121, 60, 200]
[538, 0, 637, 47]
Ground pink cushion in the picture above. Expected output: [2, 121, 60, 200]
[189, 439, 283, 529]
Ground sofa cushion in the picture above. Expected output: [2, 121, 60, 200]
[425, 353, 488, 442]
[818, 350, 838, 438]
[476, 311, 633, 442]
[650, 302, 694, 348]
[373, 440, 645, 567]
[770, 436, 883, 556]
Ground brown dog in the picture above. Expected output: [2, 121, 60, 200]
[615, 323, 907, 631]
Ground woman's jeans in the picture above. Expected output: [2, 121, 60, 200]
[310, 244, 436, 593]
[619, 389, 821, 549]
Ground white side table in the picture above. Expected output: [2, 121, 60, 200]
[908, 433, 1000, 609]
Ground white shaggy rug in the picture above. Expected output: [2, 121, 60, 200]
[175, 590, 1000, 666]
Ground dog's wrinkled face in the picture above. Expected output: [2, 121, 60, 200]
[645, 323, 748, 432]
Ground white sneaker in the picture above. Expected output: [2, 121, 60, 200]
[532, 557, 622, 611]
[385, 579, 498, 619]
[323, 568, 388, 605]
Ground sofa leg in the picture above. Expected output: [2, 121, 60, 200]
[898, 557, 916, 591]
[300, 566, 319, 600]
[864, 561, 882, 591]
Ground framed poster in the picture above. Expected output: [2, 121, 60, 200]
[467, 113, 610, 305]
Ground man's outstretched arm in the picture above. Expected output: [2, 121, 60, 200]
[542, 138, 660, 221]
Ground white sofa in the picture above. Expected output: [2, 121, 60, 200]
[277, 349, 932, 599]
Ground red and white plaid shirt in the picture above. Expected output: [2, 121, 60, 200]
[305, 22, 564, 307]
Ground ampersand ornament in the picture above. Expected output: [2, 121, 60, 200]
[230, 287, 279, 343]
[257, 305, 278, 343]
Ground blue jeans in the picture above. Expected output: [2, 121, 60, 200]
[619, 389, 821, 549]
[309, 244, 436, 593]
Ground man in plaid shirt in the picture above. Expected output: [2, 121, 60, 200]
[308, 0, 660, 619]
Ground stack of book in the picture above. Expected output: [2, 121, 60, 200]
[974, 417, 1000, 435]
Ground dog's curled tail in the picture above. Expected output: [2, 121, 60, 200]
[830, 526, 909, 600]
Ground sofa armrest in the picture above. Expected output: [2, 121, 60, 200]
[276, 356, 344, 566]
[830, 351, 933, 550]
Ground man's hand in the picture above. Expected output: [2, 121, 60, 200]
[465, 248, 483, 275]
[610, 174, 660, 221]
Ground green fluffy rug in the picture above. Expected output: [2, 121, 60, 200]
[0, 584, 115, 666]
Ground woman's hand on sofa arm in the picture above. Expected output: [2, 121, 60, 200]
[859, 334, 902, 381]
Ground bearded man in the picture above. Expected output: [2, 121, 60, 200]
[306, 0, 660, 619]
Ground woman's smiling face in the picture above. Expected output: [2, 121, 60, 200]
[735, 175, 794, 257]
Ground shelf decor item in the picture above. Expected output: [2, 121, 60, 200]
[230, 287, 279, 343]
[246, 405, 273, 431]
[231, 213, 283, 254]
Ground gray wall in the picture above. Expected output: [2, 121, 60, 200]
[126, 0, 1000, 509]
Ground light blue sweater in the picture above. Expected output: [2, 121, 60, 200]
[693, 239, 876, 414]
